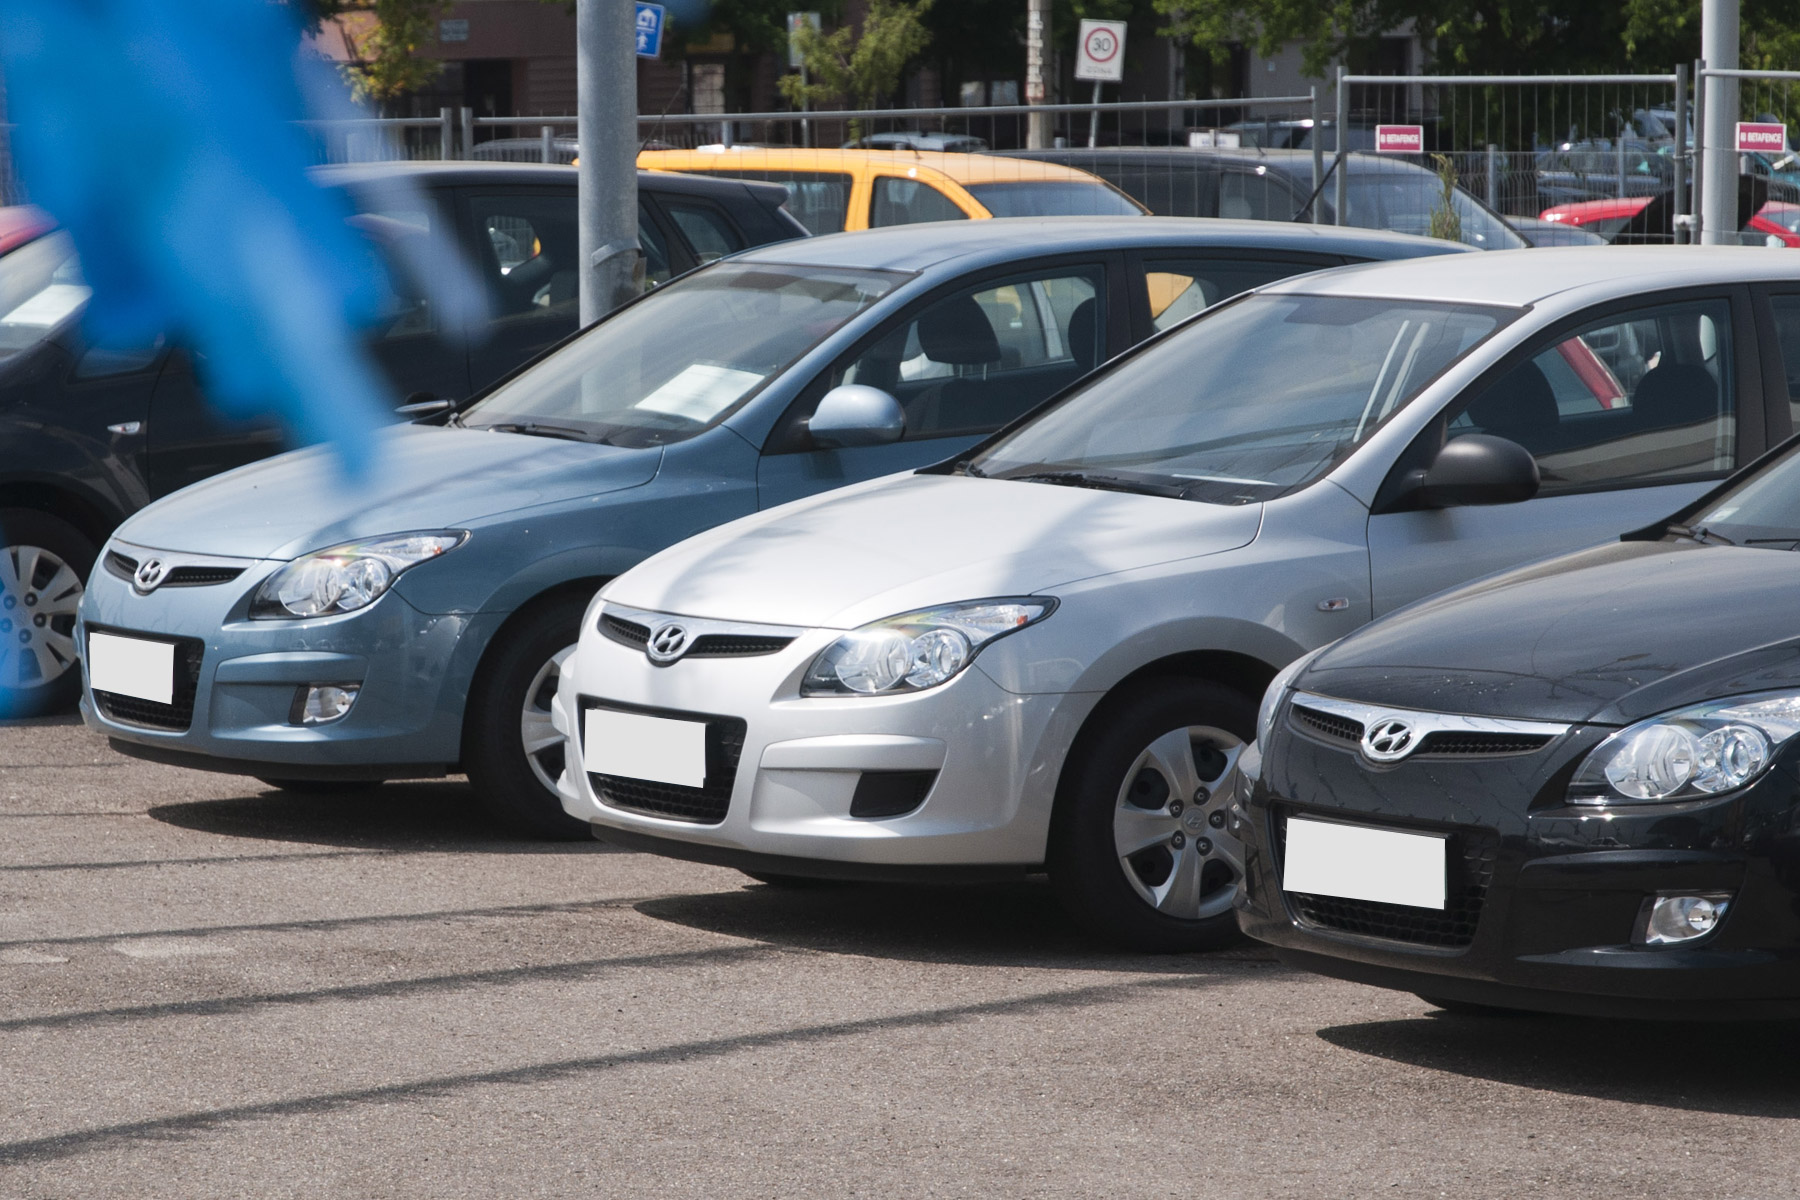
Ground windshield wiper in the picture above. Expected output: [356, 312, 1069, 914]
[1667, 523, 1736, 547]
[1002, 470, 1191, 499]
[479, 421, 607, 444]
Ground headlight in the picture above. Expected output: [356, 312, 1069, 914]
[800, 598, 1055, 697]
[1256, 644, 1330, 745]
[250, 532, 466, 619]
[1568, 691, 1800, 804]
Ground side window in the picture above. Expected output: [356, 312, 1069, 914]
[870, 177, 969, 227]
[1141, 257, 1321, 332]
[833, 265, 1105, 440]
[345, 204, 439, 343]
[638, 201, 673, 286]
[663, 200, 744, 263]
[468, 192, 580, 320]
[1219, 170, 1296, 221]
[708, 170, 851, 235]
[1450, 298, 1735, 491]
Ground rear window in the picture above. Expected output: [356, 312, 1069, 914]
[704, 170, 852, 236]
[965, 181, 1144, 218]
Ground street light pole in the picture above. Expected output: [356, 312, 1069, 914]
[577, 0, 640, 324]
[1700, 0, 1740, 245]
[1026, 0, 1050, 148]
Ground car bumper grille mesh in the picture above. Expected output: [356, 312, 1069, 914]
[582, 699, 746, 824]
[88, 629, 206, 732]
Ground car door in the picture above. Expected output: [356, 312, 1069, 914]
[1128, 251, 1345, 338]
[756, 254, 1128, 510]
[350, 184, 470, 404]
[145, 348, 290, 499]
[1366, 288, 1761, 614]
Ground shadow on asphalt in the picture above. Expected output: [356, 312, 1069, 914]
[1318, 1014, 1800, 1117]
[146, 781, 613, 854]
[633, 880, 1283, 973]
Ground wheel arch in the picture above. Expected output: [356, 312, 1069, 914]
[0, 481, 124, 550]
[457, 575, 611, 751]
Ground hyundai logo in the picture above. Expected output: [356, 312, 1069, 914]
[645, 622, 691, 664]
[1361, 717, 1418, 763]
[133, 558, 169, 594]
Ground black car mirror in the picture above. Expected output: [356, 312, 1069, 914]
[1412, 434, 1540, 508]
[395, 393, 455, 421]
[808, 384, 905, 449]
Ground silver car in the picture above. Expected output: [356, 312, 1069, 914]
[558, 247, 1792, 950]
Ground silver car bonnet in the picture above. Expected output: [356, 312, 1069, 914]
[602, 471, 1263, 630]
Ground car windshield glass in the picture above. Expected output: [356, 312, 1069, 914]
[970, 293, 1507, 504]
[1688, 447, 1800, 545]
[1345, 175, 1527, 249]
[965, 180, 1143, 217]
[0, 232, 88, 361]
[461, 262, 907, 448]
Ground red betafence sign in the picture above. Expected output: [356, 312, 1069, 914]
[1374, 124, 1424, 153]
[1737, 121, 1788, 154]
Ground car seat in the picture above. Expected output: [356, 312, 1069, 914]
[1631, 363, 1718, 428]
[1466, 359, 1559, 448]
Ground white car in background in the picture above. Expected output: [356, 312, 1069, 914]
[556, 247, 1788, 951]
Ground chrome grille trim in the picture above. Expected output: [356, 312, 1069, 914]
[1288, 691, 1569, 758]
[598, 603, 805, 660]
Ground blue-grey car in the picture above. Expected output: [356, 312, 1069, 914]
[76, 217, 1464, 837]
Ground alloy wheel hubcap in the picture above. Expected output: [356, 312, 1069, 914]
[0, 543, 81, 691]
[1111, 725, 1245, 921]
[519, 645, 575, 794]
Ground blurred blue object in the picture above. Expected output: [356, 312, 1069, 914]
[0, 0, 395, 477]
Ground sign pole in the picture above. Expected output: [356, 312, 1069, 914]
[578, 0, 642, 325]
[1088, 81, 1102, 147]
[1700, 0, 1740, 245]
[1074, 18, 1126, 149]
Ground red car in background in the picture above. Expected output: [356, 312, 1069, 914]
[1540, 194, 1800, 246]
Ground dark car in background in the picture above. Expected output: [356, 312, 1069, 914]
[1534, 138, 1676, 209]
[995, 147, 1527, 251]
[0, 162, 803, 715]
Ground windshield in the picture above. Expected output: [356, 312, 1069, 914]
[461, 262, 906, 447]
[0, 232, 88, 362]
[1345, 175, 1527, 250]
[970, 293, 1507, 504]
[965, 181, 1143, 218]
[1688, 448, 1800, 546]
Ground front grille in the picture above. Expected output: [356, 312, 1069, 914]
[1291, 703, 1363, 746]
[1276, 810, 1496, 949]
[687, 634, 794, 657]
[583, 699, 746, 824]
[600, 613, 650, 647]
[103, 551, 244, 589]
[88, 629, 206, 732]
[1415, 731, 1554, 756]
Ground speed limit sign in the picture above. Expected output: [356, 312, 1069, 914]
[1075, 19, 1126, 82]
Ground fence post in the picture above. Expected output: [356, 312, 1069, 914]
[1310, 86, 1324, 223]
[1617, 129, 1627, 199]
[1485, 143, 1498, 211]
[1673, 62, 1689, 242]
[460, 108, 474, 161]
[1700, 0, 1739, 245]
[438, 108, 453, 161]
[1692, 60, 1707, 244]
[1334, 71, 1348, 225]
[541, 125, 554, 163]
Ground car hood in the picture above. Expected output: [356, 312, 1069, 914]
[1302, 540, 1800, 724]
[604, 471, 1263, 629]
[116, 424, 661, 561]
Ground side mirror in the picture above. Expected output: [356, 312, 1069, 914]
[1412, 434, 1540, 508]
[808, 384, 905, 449]
[395, 393, 455, 421]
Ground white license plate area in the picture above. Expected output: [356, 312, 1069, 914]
[1283, 816, 1446, 910]
[86, 632, 176, 706]
[583, 707, 707, 789]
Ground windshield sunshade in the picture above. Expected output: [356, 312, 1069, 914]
[971, 293, 1509, 505]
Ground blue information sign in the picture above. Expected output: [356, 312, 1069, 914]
[634, 3, 665, 58]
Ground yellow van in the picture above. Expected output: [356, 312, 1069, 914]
[636, 147, 1147, 236]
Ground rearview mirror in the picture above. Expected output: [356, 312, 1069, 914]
[395, 393, 455, 421]
[1413, 434, 1540, 508]
[808, 384, 905, 449]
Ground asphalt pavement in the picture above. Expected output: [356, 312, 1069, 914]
[2, 716, 1798, 1198]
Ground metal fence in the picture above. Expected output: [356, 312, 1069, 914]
[1695, 67, 1800, 246]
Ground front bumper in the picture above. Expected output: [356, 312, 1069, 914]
[78, 542, 492, 778]
[556, 608, 1092, 870]
[1235, 707, 1800, 1019]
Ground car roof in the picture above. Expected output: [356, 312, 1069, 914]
[1261, 245, 1800, 307]
[728, 215, 1468, 273]
[638, 147, 1110, 185]
[999, 147, 1436, 178]
[309, 159, 786, 201]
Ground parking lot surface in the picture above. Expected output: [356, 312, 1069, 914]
[3, 718, 1799, 1198]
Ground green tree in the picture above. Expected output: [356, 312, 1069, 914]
[292, 1, 453, 103]
[779, 0, 935, 111]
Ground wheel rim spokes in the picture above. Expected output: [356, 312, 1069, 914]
[0, 543, 82, 689]
[1111, 724, 1247, 922]
[519, 645, 575, 793]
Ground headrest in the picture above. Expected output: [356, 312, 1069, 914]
[1632, 363, 1718, 427]
[1066, 298, 1098, 373]
[918, 293, 1001, 365]
[1467, 360, 1558, 442]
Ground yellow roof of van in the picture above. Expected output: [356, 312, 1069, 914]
[637, 147, 1113, 186]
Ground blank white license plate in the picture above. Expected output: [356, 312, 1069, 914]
[1283, 816, 1446, 910]
[86, 632, 176, 705]
[584, 708, 707, 789]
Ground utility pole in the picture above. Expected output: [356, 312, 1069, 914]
[1026, 0, 1050, 148]
[577, 0, 640, 325]
[1700, 0, 1739, 245]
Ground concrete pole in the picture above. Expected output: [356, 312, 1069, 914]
[1026, 0, 1050, 148]
[1701, 0, 1740, 245]
[577, 0, 640, 325]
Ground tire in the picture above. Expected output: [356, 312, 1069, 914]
[463, 593, 590, 840]
[255, 778, 385, 796]
[1048, 678, 1255, 953]
[0, 509, 96, 718]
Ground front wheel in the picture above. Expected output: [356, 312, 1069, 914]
[463, 594, 591, 840]
[0, 509, 94, 718]
[1048, 679, 1254, 953]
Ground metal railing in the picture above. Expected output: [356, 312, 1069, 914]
[1694, 67, 1800, 245]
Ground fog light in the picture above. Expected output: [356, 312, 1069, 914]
[1641, 892, 1733, 945]
[293, 683, 359, 725]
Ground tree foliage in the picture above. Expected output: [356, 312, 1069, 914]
[779, 0, 934, 110]
[291, 0, 451, 102]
